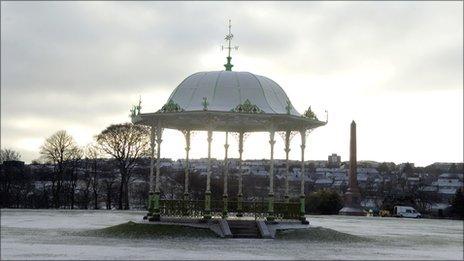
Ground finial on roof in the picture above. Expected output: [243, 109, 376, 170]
[221, 19, 239, 71]
[136, 95, 142, 115]
[130, 96, 142, 118]
[285, 100, 292, 115]
[202, 97, 209, 111]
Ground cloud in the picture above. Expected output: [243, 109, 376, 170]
[1, 1, 462, 164]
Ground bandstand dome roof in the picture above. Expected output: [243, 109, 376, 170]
[132, 69, 326, 132]
[167, 71, 300, 116]
[131, 22, 327, 132]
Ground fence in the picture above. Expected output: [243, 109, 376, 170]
[159, 199, 300, 220]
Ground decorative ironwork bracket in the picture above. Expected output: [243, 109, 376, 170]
[278, 130, 297, 144]
[285, 100, 293, 115]
[302, 106, 318, 120]
[130, 96, 142, 118]
[158, 99, 184, 113]
[202, 97, 209, 111]
[231, 99, 263, 114]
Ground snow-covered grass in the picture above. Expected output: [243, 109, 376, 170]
[1, 209, 463, 260]
[78, 221, 218, 238]
[275, 227, 366, 242]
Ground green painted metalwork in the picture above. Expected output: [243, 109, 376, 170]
[158, 99, 184, 113]
[284, 195, 290, 204]
[302, 106, 318, 120]
[299, 196, 306, 219]
[130, 106, 136, 118]
[275, 201, 300, 220]
[202, 97, 209, 111]
[231, 99, 263, 114]
[267, 194, 275, 221]
[130, 96, 142, 118]
[155, 199, 300, 221]
[285, 100, 292, 115]
[236, 194, 243, 217]
[222, 19, 238, 71]
[147, 193, 154, 215]
[204, 192, 212, 219]
[160, 199, 204, 218]
[222, 195, 228, 219]
[224, 57, 233, 71]
[150, 192, 161, 221]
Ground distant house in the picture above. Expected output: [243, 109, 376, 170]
[314, 178, 333, 188]
[421, 186, 438, 193]
[427, 162, 464, 173]
[172, 161, 184, 171]
[332, 180, 347, 191]
[407, 177, 420, 187]
[315, 167, 332, 179]
[438, 188, 458, 200]
[438, 173, 463, 181]
[33, 180, 53, 189]
[288, 169, 301, 181]
[249, 165, 265, 173]
[253, 170, 268, 177]
[433, 173, 463, 200]
[333, 171, 348, 181]
[357, 167, 379, 174]
[356, 173, 368, 187]
[159, 161, 173, 168]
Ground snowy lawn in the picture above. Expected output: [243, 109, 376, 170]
[1, 209, 463, 260]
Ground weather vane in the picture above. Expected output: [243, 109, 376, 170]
[222, 19, 239, 71]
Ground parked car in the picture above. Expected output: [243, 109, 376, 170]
[394, 206, 422, 218]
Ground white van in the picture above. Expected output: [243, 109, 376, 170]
[394, 206, 422, 218]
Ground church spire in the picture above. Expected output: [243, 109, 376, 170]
[222, 19, 239, 71]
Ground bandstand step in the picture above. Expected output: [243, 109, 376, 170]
[227, 220, 261, 238]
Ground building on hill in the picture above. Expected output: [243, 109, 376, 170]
[314, 178, 333, 189]
[328, 153, 341, 168]
[433, 173, 464, 200]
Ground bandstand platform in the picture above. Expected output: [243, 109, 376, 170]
[139, 214, 309, 239]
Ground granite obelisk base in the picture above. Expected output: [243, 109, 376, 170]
[339, 189, 364, 216]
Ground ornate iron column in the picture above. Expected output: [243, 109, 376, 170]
[204, 129, 213, 220]
[237, 131, 244, 217]
[222, 131, 229, 218]
[183, 130, 191, 199]
[284, 130, 291, 203]
[267, 128, 276, 221]
[150, 123, 163, 221]
[299, 129, 309, 224]
[145, 124, 156, 220]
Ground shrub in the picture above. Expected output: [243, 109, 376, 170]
[450, 188, 464, 219]
[306, 189, 343, 215]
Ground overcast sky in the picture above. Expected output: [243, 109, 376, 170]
[1, 1, 463, 166]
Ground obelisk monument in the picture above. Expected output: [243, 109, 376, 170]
[339, 121, 365, 216]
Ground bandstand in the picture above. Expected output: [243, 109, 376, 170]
[131, 21, 326, 224]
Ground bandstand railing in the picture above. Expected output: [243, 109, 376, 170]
[159, 199, 300, 221]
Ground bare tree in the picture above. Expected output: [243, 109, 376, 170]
[84, 144, 101, 209]
[0, 148, 21, 164]
[104, 179, 115, 210]
[39, 130, 81, 208]
[67, 151, 82, 209]
[96, 123, 149, 210]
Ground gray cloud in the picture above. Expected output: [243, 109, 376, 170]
[1, 1, 462, 163]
